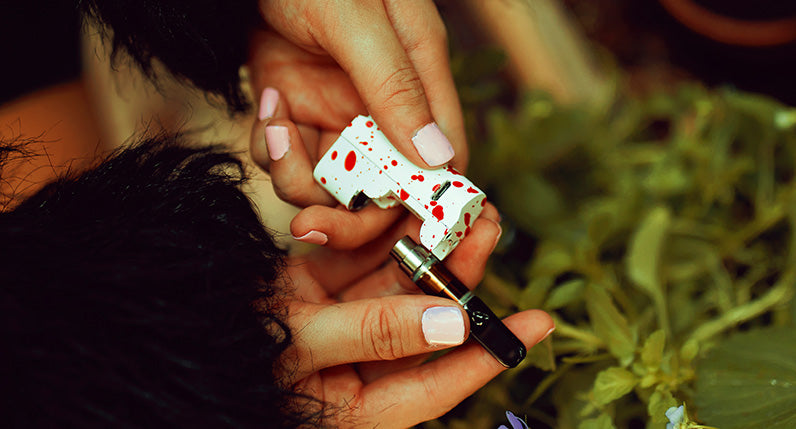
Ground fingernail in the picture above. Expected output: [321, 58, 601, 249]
[412, 123, 455, 166]
[422, 306, 465, 346]
[541, 326, 555, 341]
[258, 87, 279, 120]
[292, 230, 328, 245]
[491, 221, 503, 252]
[265, 125, 290, 161]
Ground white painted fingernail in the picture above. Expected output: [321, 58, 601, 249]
[422, 306, 465, 346]
[265, 125, 290, 161]
[412, 123, 455, 166]
[258, 87, 279, 120]
[292, 230, 328, 245]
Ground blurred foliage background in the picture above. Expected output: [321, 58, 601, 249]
[430, 0, 796, 428]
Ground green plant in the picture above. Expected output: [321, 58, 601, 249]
[438, 50, 796, 428]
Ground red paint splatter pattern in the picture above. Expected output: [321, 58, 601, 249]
[432, 205, 444, 221]
[312, 115, 487, 260]
[344, 151, 357, 171]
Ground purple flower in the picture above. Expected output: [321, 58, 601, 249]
[666, 405, 685, 429]
[498, 411, 529, 429]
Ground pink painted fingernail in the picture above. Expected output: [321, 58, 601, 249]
[541, 326, 555, 341]
[265, 125, 290, 161]
[258, 87, 279, 120]
[292, 230, 328, 245]
[422, 306, 465, 346]
[412, 122, 455, 166]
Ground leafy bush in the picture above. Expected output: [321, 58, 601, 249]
[438, 50, 796, 428]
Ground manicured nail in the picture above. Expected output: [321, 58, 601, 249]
[412, 122, 455, 166]
[292, 230, 328, 245]
[265, 125, 290, 161]
[258, 87, 279, 120]
[541, 326, 555, 341]
[422, 306, 465, 346]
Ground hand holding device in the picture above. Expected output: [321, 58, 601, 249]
[314, 116, 527, 367]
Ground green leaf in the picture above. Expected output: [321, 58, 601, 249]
[521, 336, 556, 371]
[679, 339, 699, 366]
[496, 174, 564, 235]
[642, 160, 690, 196]
[585, 284, 636, 365]
[626, 206, 670, 299]
[578, 413, 617, 429]
[591, 367, 637, 407]
[647, 390, 678, 423]
[640, 330, 666, 369]
[518, 277, 553, 311]
[544, 278, 585, 310]
[695, 327, 796, 428]
[528, 241, 573, 278]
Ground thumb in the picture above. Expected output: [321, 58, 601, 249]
[283, 296, 470, 382]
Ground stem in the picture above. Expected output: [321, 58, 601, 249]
[687, 271, 796, 344]
[551, 316, 604, 349]
[522, 361, 576, 409]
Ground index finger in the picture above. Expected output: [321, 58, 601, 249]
[323, 310, 555, 427]
[311, 1, 458, 169]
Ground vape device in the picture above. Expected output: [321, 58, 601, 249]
[391, 236, 526, 368]
[313, 115, 485, 260]
[313, 116, 526, 367]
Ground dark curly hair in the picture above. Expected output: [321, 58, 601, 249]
[0, 137, 321, 427]
[78, 0, 261, 113]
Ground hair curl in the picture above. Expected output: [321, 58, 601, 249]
[0, 137, 321, 427]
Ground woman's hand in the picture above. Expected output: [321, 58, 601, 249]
[275, 214, 554, 427]
[250, 86, 452, 248]
[248, 0, 472, 249]
[247, 0, 467, 171]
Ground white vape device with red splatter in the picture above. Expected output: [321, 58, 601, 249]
[313, 115, 486, 260]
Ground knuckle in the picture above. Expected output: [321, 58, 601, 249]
[273, 182, 299, 202]
[373, 66, 426, 111]
[273, 178, 312, 206]
[427, 17, 448, 49]
[361, 303, 406, 361]
[404, 16, 448, 57]
[416, 365, 457, 412]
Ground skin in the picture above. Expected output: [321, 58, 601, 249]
[253, 95, 554, 427]
[247, 3, 554, 425]
[250, 0, 467, 164]
[278, 213, 554, 427]
[247, 0, 468, 214]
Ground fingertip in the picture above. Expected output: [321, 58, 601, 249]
[289, 211, 320, 242]
[250, 119, 271, 169]
[490, 220, 502, 253]
[249, 91, 290, 169]
[505, 309, 555, 348]
[291, 204, 404, 250]
[265, 124, 291, 161]
[480, 203, 501, 223]
[258, 87, 280, 120]
[411, 122, 455, 167]
[292, 230, 329, 246]
[421, 306, 468, 347]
